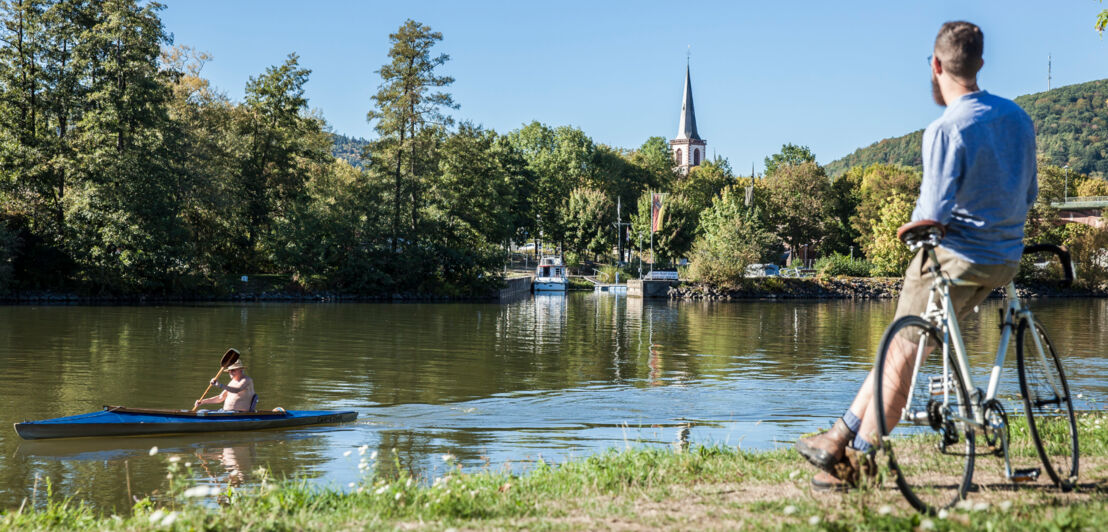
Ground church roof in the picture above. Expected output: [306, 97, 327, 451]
[675, 65, 700, 141]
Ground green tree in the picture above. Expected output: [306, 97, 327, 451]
[561, 186, 614, 261]
[506, 121, 594, 250]
[847, 163, 921, 255]
[865, 194, 915, 276]
[764, 143, 816, 177]
[761, 159, 834, 262]
[687, 184, 773, 285]
[366, 19, 456, 252]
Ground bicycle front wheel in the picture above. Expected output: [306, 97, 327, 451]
[1016, 319, 1079, 490]
[874, 315, 975, 514]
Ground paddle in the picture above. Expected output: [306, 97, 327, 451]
[191, 348, 240, 411]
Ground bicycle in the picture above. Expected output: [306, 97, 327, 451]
[872, 220, 1080, 514]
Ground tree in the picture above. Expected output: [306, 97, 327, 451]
[366, 19, 456, 252]
[506, 121, 594, 249]
[865, 194, 915, 276]
[761, 160, 834, 262]
[764, 143, 817, 177]
[847, 163, 921, 255]
[677, 158, 733, 214]
[561, 186, 614, 261]
[687, 184, 773, 285]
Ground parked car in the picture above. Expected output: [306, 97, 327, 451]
[745, 263, 780, 277]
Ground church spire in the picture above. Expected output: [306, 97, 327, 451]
[675, 64, 700, 141]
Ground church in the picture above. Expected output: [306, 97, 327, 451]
[669, 64, 705, 174]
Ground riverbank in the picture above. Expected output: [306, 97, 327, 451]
[4, 412, 1105, 531]
[670, 276, 1108, 301]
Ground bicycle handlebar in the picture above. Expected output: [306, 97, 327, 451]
[1022, 243, 1075, 287]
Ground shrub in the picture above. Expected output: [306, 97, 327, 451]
[814, 252, 874, 277]
[596, 265, 632, 283]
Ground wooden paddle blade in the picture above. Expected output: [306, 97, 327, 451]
[221, 348, 241, 368]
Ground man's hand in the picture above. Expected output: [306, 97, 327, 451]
[210, 379, 219, 387]
[194, 399, 202, 408]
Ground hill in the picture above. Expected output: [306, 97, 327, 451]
[331, 133, 369, 168]
[825, 79, 1108, 177]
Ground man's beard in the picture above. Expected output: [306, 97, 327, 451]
[931, 71, 946, 106]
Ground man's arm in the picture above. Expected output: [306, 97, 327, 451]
[913, 125, 964, 225]
[218, 377, 251, 394]
[195, 390, 227, 408]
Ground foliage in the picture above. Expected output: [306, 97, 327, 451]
[763, 143, 816, 177]
[848, 163, 921, 257]
[595, 264, 632, 283]
[330, 132, 368, 168]
[506, 121, 594, 247]
[1076, 176, 1108, 197]
[814, 252, 874, 277]
[865, 194, 915, 276]
[825, 130, 925, 177]
[687, 185, 774, 286]
[1062, 211, 1108, 289]
[760, 159, 834, 259]
[561, 186, 614, 260]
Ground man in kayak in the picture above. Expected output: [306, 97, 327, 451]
[794, 20, 1037, 490]
[194, 360, 257, 412]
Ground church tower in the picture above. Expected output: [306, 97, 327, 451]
[669, 64, 706, 174]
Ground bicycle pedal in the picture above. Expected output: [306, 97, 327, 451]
[1010, 468, 1041, 483]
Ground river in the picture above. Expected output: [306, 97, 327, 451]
[1, 294, 1104, 512]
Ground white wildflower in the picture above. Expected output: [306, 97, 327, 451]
[148, 509, 165, 523]
[168, 456, 180, 463]
[148, 446, 159, 456]
[973, 501, 989, 512]
[999, 500, 1013, 512]
[343, 450, 352, 457]
[920, 518, 935, 530]
[878, 505, 892, 515]
[184, 462, 192, 468]
[406, 477, 413, 488]
[788, 470, 800, 480]
[395, 492, 402, 500]
[375, 486, 388, 495]
[370, 451, 378, 460]
[359, 445, 369, 456]
[442, 453, 455, 462]
[956, 500, 975, 511]
[938, 509, 949, 519]
[183, 486, 219, 498]
[808, 515, 820, 526]
[347, 482, 356, 488]
[783, 505, 797, 515]
[160, 511, 179, 527]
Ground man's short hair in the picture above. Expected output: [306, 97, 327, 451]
[934, 21, 984, 80]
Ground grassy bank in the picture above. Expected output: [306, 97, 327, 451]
[3, 412, 1106, 531]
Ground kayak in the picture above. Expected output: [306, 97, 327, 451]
[14, 406, 358, 440]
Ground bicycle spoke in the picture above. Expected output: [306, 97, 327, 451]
[1017, 320, 1079, 489]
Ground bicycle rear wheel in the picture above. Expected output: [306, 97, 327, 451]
[874, 315, 975, 514]
[1016, 319, 1079, 490]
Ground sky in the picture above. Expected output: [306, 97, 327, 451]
[160, 1, 1108, 173]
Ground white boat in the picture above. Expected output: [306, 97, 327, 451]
[533, 256, 568, 292]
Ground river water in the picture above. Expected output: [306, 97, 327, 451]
[1, 294, 1104, 512]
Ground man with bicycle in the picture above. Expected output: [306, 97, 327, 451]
[795, 21, 1037, 491]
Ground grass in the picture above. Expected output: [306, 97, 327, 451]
[2, 412, 1106, 530]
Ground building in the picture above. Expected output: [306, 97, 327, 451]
[669, 64, 706, 174]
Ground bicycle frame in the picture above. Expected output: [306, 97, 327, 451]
[901, 247, 1065, 430]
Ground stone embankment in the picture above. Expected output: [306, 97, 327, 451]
[669, 276, 1108, 301]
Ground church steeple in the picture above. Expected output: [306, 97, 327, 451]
[676, 64, 700, 141]
[669, 62, 706, 173]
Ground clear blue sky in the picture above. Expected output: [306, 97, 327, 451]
[161, 1, 1108, 172]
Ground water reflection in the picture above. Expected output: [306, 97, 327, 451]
[1, 295, 1105, 512]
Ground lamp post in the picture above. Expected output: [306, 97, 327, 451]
[1063, 164, 1070, 202]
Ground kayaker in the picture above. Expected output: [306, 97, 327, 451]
[194, 360, 256, 412]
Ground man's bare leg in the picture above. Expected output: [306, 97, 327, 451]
[857, 334, 933, 447]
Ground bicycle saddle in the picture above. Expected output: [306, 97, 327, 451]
[897, 219, 946, 249]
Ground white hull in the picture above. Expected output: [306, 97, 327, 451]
[533, 280, 567, 292]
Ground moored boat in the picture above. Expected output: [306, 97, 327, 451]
[533, 256, 568, 292]
[14, 406, 357, 440]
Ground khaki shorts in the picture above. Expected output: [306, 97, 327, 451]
[894, 247, 1020, 323]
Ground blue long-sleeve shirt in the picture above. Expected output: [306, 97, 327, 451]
[912, 91, 1037, 265]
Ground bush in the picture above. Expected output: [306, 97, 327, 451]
[814, 252, 874, 277]
[596, 265, 632, 283]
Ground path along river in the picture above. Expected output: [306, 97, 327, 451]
[1, 294, 1104, 512]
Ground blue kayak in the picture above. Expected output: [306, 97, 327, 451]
[14, 406, 357, 440]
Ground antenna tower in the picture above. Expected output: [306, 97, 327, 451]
[1048, 54, 1052, 90]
